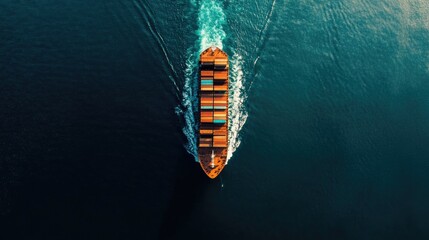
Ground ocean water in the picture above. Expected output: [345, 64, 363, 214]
[1, 0, 429, 239]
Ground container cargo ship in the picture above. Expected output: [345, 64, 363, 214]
[198, 46, 229, 179]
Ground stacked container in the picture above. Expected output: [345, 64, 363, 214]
[198, 47, 229, 178]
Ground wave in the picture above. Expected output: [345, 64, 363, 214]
[197, 0, 226, 51]
[177, 47, 199, 161]
[227, 51, 248, 163]
[133, 0, 180, 94]
[247, 0, 277, 91]
[178, 0, 247, 163]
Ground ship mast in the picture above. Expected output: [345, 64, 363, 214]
[210, 150, 215, 168]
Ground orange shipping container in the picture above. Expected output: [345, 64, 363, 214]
[214, 71, 228, 80]
[201, 70, 214, 77]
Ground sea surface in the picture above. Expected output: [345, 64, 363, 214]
[1, 0, 429, 239]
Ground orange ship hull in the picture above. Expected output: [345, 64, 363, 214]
[198, 47, 229, 179]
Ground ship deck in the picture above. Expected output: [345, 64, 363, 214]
[198, 47, 229, 179]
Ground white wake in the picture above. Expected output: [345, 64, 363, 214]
[178, 0, 248, 163]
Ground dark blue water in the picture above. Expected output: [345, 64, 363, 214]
[1, 0, 429, 239]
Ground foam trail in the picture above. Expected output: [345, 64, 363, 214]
[179, 0, 247, 163]
[177, 48, 199, 161]
[227, 52, 248, 163]
[198, 0, 226, 51]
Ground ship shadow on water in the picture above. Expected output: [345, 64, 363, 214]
[158, 154, 210, 240]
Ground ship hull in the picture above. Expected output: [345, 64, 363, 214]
[198, 47, 229, 179]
